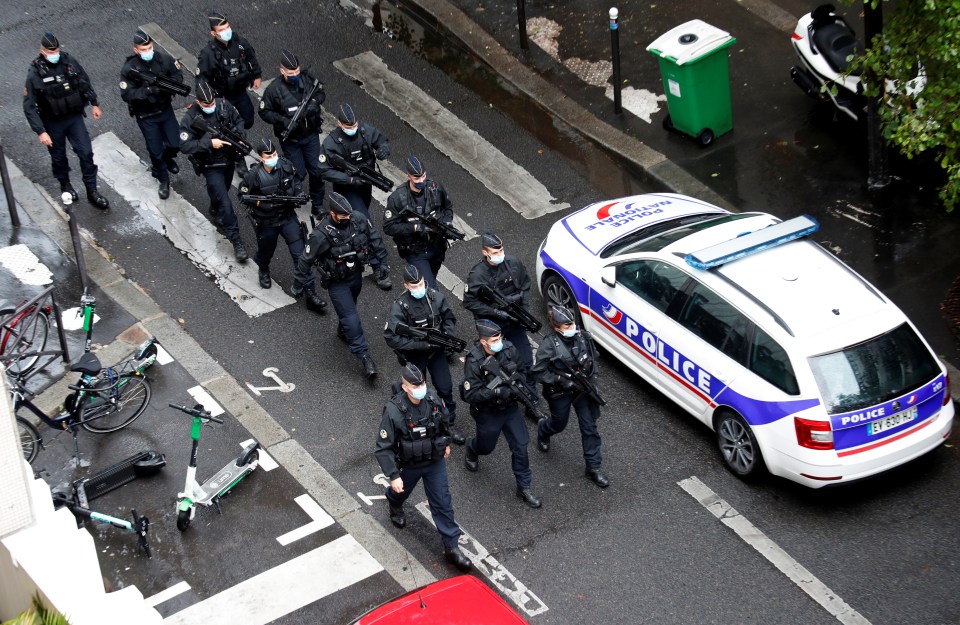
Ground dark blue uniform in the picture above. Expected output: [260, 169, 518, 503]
[374, 390, 460, 549]
[120, 49, 183, 183]
[196, 35, 261, 129]
[383, 180, 454, 290]
[237, 157, 304, 277]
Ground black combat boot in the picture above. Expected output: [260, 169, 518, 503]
[585, 468, 610, 488]
[464, 443, 479, 472]
[60, 180, 78, 202]
[158, 180, 170, 200]
[444, 546, 472, 571]
[388, 501, 406, 528]
[516, 487, 542, 508]
[304, 291, 327, 314]
[361, 355, 377, 379]
[258, 268, 271, 289]
[232, 240, 249, 262]
[86, 187, 110, 210]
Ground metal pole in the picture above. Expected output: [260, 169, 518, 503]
[517, 0, 529, 50]
[610, 8, 622, 114]
[863, 1, 889, 194]
[63, 193, 90, 293]
[0, 144, 20, 228]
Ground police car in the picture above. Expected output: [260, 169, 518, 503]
[536, 193, 954, 488]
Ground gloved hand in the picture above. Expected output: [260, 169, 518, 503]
[505, 292, 523, 305]
[495, 310, 513, 322]
[414, 341, 432, 351]
[493, 386, 511, 400]
[349, 177, 360, 186]
[558, 377, 577, 392]
[375, 145, 390, 160]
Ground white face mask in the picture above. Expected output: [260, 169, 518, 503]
[486, 252, 505, 265]
[561, 327, 577, 338]
[263, 155, 279, 168]
[486, 339, 504, 353]
[200, 103, 216, 115]
[410, 286, 426, 299]
[410, 385, 427, 400]
[218, 27, 233, 42]
[342, 125, 358, 137]
[139, 49, 154, 62]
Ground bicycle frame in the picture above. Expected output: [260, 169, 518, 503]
[0, 286, 71, 378]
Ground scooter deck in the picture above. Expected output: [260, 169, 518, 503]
[74, 450, 166, 507]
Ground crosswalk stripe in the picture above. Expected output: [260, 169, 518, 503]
[163, 535, 383, 625]
[333, 51, 570, 220]
[93, 132, 294, 317]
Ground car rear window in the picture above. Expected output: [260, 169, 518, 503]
[808, 323, 940, 414]
[601, 213, 740, 258]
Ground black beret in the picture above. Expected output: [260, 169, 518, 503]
[549, 304, 575, 326]
[41, 32, 59, 50]
[480, 231, 503, 249]
[402, 264, 422, 284]
[208, 10, 228, 29]
[328, 192, 353, 216]
[476, 318, 502, 338]
[401, 363, 425, 385]
[405, 155, 425, 177]
[336, 103, 356, 126]
[134, 29, 151, 46]
[280, 49, 299, 70]
[257, 137, 275, 154]
[195, 79, 216, 104]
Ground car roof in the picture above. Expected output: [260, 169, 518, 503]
[356, 576, 528, 624]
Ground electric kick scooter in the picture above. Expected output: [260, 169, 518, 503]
[169, 403, 260, 531]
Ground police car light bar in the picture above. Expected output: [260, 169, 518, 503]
[684, 215, 819, 270]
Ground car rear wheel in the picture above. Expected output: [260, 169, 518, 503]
[716, 411, 764, 479]
[542, 273, 582, 326]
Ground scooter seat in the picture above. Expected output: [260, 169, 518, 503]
[70, 352, 102, 376]
[813, 22, 864, 74]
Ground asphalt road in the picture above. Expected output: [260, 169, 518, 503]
[2, 0, 959, 624]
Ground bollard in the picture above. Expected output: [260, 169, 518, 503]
[0, 144, 20, 228]
[517, 0, 529, 50]
[610, 7, 622, 114]
[63, 193, 90, 292]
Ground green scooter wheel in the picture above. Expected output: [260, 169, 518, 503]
[176, 508, 191, 532]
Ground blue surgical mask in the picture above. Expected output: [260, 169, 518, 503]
[200, 104, 216, 115]
[285, 74, 300, 85]
[219, 27, 233, 42]
[488, 340, 503, 353]
[342, 126, 358, 137]
[411, 385, 427, 400]
[561, 327, 578, 338]
[264, 155, 279, 168]
[412, 180, 425, 191]
[139, 50, 155, 62]
[487, 252, 505, 265]
[45, 52, 60, 64]
[410, 286, 426, 299]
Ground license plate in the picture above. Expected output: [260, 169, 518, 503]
[868, 406, 918, 436]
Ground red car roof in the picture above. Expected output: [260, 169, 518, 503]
[356, 576, 528, 624]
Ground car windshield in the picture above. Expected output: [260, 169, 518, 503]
[601, 213, 754, 258]
[808, 323, 940, 414]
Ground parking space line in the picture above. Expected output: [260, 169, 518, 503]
[414, 501, 549, 617]
[240, 438, 278, 471]
[154, 343, 175, 365]
[276, 493, 335, 546]
[187, 385, 225, 417]
[163, 535, 383, 625]
[678, 476, 871, 625]
[145, 581, 191, 608]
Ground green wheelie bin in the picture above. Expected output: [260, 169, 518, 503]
[647, 20, 736, 146]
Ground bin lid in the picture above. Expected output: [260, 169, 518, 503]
[646, 20, 734, 65]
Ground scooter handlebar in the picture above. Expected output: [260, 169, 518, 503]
[168, 403, 224, 424]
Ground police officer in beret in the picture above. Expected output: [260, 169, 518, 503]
[532, 304, 609, 488]
[384, 264, 464, 444]
[258, 50, 326, 215]
[375, 363, 472, 572]
[120, 29, 184, 200]
[383, 155, 455, 290]
[463, 232, 537, 398]
[238, 138, 319, 295]
[292, 192, 388, 379]
[318, 103, 392, 290]
[462, 319, 541, 508]
[23, 32, 109, 209]
[179, 78, 248, 261]
[197, 10, 261, 130]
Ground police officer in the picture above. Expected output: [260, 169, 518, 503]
[292, 192, 388, 379]
[238, 138, 318, 294]
[318, 103, 392, 290]
[384, 264, 464, 444]
[197, 11, 261, 131]
[532, 304, 609, 488]
[23, 32, 109, 209]
[463, 232, 536, 398]
[383, 156, 455, 290]
[120, 29, 184, 200]
[179, 79, 249, 262]
[258, 50, 326, 215]
[462, 319, 542, 508]
[375, 364, 472, 572]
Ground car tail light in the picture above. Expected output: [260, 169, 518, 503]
[795, 417, 834, 450]
[792, 33, 803, 40]
[944, 370, 951, 406]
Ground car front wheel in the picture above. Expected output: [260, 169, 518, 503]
[542, 273, 582, 326]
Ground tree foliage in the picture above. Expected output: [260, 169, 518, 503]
[853, 0, 960, 211]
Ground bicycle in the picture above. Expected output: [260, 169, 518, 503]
[0, 299, 52, 376]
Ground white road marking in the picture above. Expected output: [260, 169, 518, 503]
[678, 476, 871, 625]
[186, 385, 225, 417]
[59, 307, 100, 331]
[92, 132, 294, 317]
[154, 343, 174, 365]
[334, 52, 570, 219]
[415, 501, 549, 617]
[245, 367, 296, 396]
[0, 244, 53, 285]
[357, 491, 387, 505]
[605, 86, 667, 123]
[276, 493, 335, 545]
[240, 438, 278, 471]
[163, 535, 383, 625]
[145, 581, 191, 608]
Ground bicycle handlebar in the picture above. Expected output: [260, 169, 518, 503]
[168, 403, 224, 424]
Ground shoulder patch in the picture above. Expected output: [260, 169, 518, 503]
[318, 154, 326, 163]
[180, 131, 189, 141]
[384, 210, 392, 219]
[305, 244, 311, 254]
[195, 67, 201, 76]
[119, 81, 127, 89]
[259, 100, 265, 109]
[384, 321, 389, 330]
[240, 185, 248, 193]
[380, 429, 389, 439]
[175, 60, 182, 70]
[463, 380, 470, 390]
[463, 284, 469, 292]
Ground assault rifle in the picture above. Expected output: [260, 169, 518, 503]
[239, 194, 310, 207]
[327, 153, 394, 193]
[556, 368, 606, 406]
[190, 116, 253, 157]
[395, 322, 466, 353]
[280, 77, 321, 142]
[397, 208, 466, 241]
[127, 68, 191, 97]
[476, 284, 543, 334]
[481, 356, 549, 420]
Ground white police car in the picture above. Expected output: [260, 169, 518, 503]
[536, 193, 954, 488]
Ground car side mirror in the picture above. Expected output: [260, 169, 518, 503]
[601, 265, 616, 288]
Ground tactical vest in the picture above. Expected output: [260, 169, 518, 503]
[33, 57, 85, 117]
[390, 394, 444, 465]
[247, 164, 296, 223]
[190, 101, 238, 166]
[207, 39, 253, 93]
[393, 183, 445, 251]
[323, 222, 370, 281]
[397, 291, 442, 330]
[336, 128, 374, 166]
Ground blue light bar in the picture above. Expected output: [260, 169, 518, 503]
[684, 215, 820, 270]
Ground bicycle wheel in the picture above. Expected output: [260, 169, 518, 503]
[81, 376, 152, 433]
[16, 416, 41, 463]
[2, 309, 50, 376]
